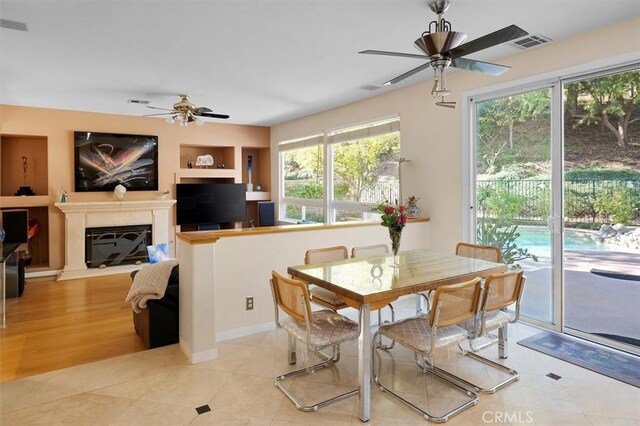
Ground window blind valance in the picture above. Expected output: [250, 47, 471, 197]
[278, 134, 324, 152]
[327, 118, 400, 145]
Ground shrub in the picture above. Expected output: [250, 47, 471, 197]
[593, 186, 637, 224]
[477, 220, 538, 268]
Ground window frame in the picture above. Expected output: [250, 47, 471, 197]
[278, 116, 401, 224]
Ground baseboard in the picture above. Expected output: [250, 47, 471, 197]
[216, 321, 276, 342]
[179, 338, 219, 364]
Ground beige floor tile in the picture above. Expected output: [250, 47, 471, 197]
[110, 399, 198, 425]
[559, 376, 640, 420]
[348, 389, 427, 425]
[446, 401, 511, 425]
[586, 414, 640, 425]
[0, 377, 81, 413]
[191, 410, 272, 425]
[1, 393, 135, 425]
[222, 330, 271, 347]
[209, 374, 285, 420]
[141, 365, 232, 408]
[90, 370, 174, 400]
[192, 342, 256, 373]
[497, 372, 584, 414]
[503, 404, 591, 426]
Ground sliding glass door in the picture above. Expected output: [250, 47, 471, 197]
[469, 65, 640, 353]
[562, 69, 640, 351]
[472, 86, 558, 326]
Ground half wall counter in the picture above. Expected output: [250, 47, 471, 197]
[176, 218, 430, 363]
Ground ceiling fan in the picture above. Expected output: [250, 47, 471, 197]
[359, 0, 528, 108]
[144, 94, 229, 127]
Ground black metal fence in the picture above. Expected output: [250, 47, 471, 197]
[477, 179, 640, 225]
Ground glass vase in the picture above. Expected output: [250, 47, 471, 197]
[389, 228, 402, 267]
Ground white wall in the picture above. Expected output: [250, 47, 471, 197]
[270, 18, 640, 253]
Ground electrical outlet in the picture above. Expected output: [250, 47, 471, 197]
[246, 297, 254, 310]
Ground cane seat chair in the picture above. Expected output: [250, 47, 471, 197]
[456, 242, 502, 263]
[270, 271, 360, 412]
[457, 269, 526, 393]
[305, 246, 350, 311]
[351, 244, 396, 324]
[373, 278, 483, 422]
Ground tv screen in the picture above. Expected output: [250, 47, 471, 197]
[176, 183, 247, 225]
[74, 131, 159, 192]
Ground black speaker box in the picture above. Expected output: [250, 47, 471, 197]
[257, 202, 275, 227]
[2, 209, 29, 244]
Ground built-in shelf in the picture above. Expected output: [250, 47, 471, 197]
[0, 195, 51, 208]
[246, 191, 271, 201]
[179, 145, 235, 170]
[174, 168, 239, 181]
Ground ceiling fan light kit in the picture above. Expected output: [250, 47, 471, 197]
[360, 0, 528, 108]
[143, 94, 229, 127]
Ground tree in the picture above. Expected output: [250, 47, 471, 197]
[571, 71, 640, 149]
[333, 133, 399, 202]
[478, 90, 549, 150]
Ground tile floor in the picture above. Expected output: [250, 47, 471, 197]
[1, 299, 639, 425]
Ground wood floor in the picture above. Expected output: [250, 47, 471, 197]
[0, 274, 146, 382]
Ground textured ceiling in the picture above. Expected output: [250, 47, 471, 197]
[1, 0, 639, 126]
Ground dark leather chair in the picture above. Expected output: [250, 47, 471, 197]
[130, 265, 179, 349]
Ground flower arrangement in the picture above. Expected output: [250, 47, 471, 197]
[406, 195, 421, 217]
[374, 202, 408, 232]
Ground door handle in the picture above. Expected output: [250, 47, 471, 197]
[547, 216, 561, 234]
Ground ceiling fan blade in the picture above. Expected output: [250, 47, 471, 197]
[194, 107, 213, 114]
[196, 112, 230, 119]
[146, 105, 174, 111]
[359, 49, 429, 60]
[449, 25, 528, 59]
[451, 57, 511, 75]
[143, 112, 175, 117]
[383, 62, 432, 86]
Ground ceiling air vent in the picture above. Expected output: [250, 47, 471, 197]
[0, 19, 28, 32]
[510, 34, 552, 49]
[360, 85, 381, 91]
[127, 99, 150, 105]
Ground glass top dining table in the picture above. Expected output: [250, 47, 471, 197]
[287, 248, 507, 422]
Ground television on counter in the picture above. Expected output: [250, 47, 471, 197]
[74, 131, 159, 192]
[176, 183, 247, 226]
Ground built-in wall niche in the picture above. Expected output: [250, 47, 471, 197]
[179, 145, 235, 170]
[241, 147, 270, 193]
[178, 177, 236, 184]
[0, 135, 48, 197]
[0, 206, 49, 269]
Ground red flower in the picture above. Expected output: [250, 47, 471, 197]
[399, 205, 406, 212]
[401, 215, 408, 224]
[384, 205, 395, 215]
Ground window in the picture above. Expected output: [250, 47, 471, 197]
[279, 117, 400, 223]
[280, 135, 325, 223]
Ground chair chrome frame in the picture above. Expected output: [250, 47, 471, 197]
[270, 276, 360, 412]
[455, 273, 527, 394]
[373, 279, 482, 423]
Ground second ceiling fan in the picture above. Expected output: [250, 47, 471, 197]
[360, 0, 528, 108]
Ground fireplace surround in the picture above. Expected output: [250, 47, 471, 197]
[55, 200, 176, 280]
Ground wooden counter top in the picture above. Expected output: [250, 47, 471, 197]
[176, 217, 430, 245]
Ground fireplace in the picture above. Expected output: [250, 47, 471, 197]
[85, 225, 152, 268]
[54, 200, 175, 280]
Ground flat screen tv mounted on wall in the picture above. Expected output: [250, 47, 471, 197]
[176, 183, 247, 226]
[74, 131, 159, 192]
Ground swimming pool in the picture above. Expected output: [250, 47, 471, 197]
[514, 226, 637, 258]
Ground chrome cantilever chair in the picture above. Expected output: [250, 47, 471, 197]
[455, 269, 526, 393]
[305, 246, 350, 311]
[351, 244, 395, 325]
[415, 242, 502, 315]
[373, 278, 483, 423]
[270, 271, 360, 412]
[456, 242, 503, 263]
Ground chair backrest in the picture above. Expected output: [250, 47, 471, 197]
[456, 242, 503, 263]
[271, 270, 313, 323]
[351, 244, 389, 258]
[483, 269, 525, 312]
[430, 278, 483, 328]
[305, 245, 349, 265]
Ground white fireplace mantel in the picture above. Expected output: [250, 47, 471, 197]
[55, 200, 176, 281]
